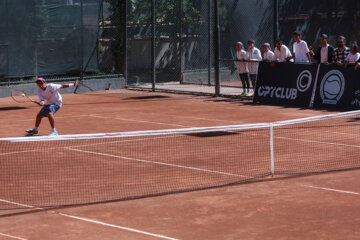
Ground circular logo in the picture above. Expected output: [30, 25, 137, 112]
[297, 70, 312, 92]
[320, 70, 345, 104]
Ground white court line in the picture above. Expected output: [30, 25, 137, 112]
[58, 213, 180, 240]
[0, 149, 40, 156]
[127, 112, 246, 124]
[0, 135, 185, 156]
[67, 147, 251, 178]
[90, 114, 188, 127]
[239, 131, 360, 149]
[276, 136, 360, 149]
[301, 185, 360, 196]
[0, 233, 27, 240]
[0, 199, 179, 240]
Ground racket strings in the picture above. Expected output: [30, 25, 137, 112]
[11, 90, 28, 103]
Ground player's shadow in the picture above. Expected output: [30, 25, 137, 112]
[0, 106, 27, 111]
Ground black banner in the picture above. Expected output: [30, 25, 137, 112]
[253, 62, 318, 107]
[313, 65, 360, 110]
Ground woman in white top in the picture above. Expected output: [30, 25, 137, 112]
[344, 42, 360, 68]
[263, 43, 274, 61]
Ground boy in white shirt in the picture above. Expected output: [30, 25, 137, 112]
[26, 77, 79, 136]
[236, 42, 250, 95]
[292, 31, 311, 63]
[247, 40, 262, 93]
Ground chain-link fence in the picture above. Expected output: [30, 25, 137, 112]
[125, 0, 360, 97]
[2, 0, 360, 96]
[0, 0, 122, 87]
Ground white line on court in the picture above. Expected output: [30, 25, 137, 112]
[0, 199, 180, 240]
[301, 185, 360, 196]
[276, 136, 360, 149]
[130, 112, 246, 124]
[57, 213, 180, 240]
[0, 134, 186, 156]
[67, 147, 251, 178]
[89, 114, 188, 127]
[238, 131, 360, 149]
[0, 232, 28, 240]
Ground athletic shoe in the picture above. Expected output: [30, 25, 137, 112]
[25, 128, 38, 135]
[246, 92, 254, 97]
[48, 130, 58, 136]
[240, 92, 246, 96]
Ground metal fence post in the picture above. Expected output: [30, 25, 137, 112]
[151, 0, 156, 91]
[213, 0, 220, 96]
[273, 0, 279, 45]
[208, 0, 212, 86]
[80, 0, 84, 74]
[124, 0, 128, 87]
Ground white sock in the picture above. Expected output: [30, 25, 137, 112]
[52, 128, 56, 132]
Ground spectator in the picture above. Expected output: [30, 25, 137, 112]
[236, 42, 250, 96]
[332, 36, 350, 65]
[246, 40, 262, 92]
[263, 43, 274, 61]
[309, 33, 334, 63]
[354, 58, 360, 70]
[344, 42, 360, 68]
[292, 31, 311, 63]
[273, 40, 293, 62]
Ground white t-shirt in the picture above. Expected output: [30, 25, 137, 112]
[263, 50, 274, 61]
[320, 45, 329, 63]
[38, 83, 63, 107]
[246, 47, 262, 74]
[236, 50, 249, 74]
[293, 40, 310, 62]
[345, 52, 360, 63]
[274, 45, 293, 62]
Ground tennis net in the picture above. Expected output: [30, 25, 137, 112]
[0, 110, 359, 210]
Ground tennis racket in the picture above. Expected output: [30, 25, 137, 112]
[11, 89, 41, 105]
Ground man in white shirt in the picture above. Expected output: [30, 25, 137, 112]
[26, 77, 79, 136]
[236, 42, 250, 95]
[246, 40, 262, 92]
[292, 31, 311, 63]
[273, 40, 293, 62]
[263, 43, 274, 61]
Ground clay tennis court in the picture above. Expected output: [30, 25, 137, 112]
[1, 89, 360, 240]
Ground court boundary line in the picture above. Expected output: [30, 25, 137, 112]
[0, 199, 180, 240]
[0, 232, 27, 240]
[67, 147, 252, 179]
[89, 114, 188, 128]
[0, 134, 185, 156]
[301, 185, 360, 196]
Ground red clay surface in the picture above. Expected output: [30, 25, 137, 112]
[1, 89, 360, 240]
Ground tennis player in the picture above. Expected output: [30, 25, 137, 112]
[26, 77, 79, 136]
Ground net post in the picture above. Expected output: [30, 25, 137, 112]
[269, 123, 275, 176]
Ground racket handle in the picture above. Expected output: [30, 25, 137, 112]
[33, 100, 41, 106]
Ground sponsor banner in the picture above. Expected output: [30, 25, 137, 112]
[313, 65, 360, 109]
[253, 62, 318, 107]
